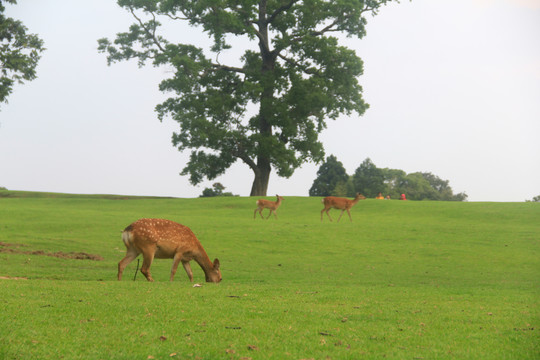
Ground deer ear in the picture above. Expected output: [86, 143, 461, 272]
[213, 258, 220, 270]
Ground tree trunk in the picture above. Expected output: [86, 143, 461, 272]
[250, 159, 271, 196]
[249, 3, 274, 197]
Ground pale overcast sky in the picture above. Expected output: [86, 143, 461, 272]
[1, 0, 539, 201]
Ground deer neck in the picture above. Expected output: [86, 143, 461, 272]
[193, 250, 215, 279]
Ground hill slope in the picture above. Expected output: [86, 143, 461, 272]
[0, 193, 538, 359]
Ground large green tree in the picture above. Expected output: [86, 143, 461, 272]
[98, 0, 395, 195]
[0, 0, 45, 106]
[379, 167, 405, 198]
[352, 157, 384, 197]
[309, 155, 349, 197]
[418, 172, 467, 201]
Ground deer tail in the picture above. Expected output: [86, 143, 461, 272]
[122, 229, 133, 248]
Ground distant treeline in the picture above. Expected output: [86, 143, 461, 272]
[199, 183, 237, 198]
[309, 156, 468, 201]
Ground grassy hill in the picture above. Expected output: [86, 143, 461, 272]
[0, 191, 538, 359]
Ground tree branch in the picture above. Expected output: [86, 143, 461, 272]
[266, 0, 298, 25]
[299, 6, 377, 39]
[162, 13, 188, 21]
[129, 6, 166, 53]
[277, 52, 320, 76]
[236, 150, 257, 171]
[310, 18, 341, 37]
[210, 63, 246, 74]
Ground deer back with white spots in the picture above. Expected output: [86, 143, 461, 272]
[117, 218, 221, 283]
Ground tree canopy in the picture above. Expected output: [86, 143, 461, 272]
[309, 155, 349, 197]
[98, 0, 396, 195]
[199, 182, 236, 197]
[0, 0, 45, 106]
[352, 157, 384, 197]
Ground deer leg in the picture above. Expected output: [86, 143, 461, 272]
[170, 254, 182, 282]
[117, 249, 139, 281]
[182, 261, 194, 282]
[346, 209, 353, 222]
[266, 210, 274, 219]
[254, 208, 259, 219]
[140, 252, 155, 282]
[321, 208, 330, 222]
[326, 209, 334, 222]
[337, 210, 345, 223]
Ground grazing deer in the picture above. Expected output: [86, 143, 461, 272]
[117, 218, 221, 283]
[254, 194, 284, 219]
[321, 193, 366, 222]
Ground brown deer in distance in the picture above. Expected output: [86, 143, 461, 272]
[254, 195, 284, 219]
[321, 193, 366, 222]
[117, 218, 221, 283]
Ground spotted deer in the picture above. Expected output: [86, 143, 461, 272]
[321, 193, 366, 222]
[254, 194, 284, 219]
[117, 218, 221, 283]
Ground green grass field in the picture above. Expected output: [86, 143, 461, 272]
[0, 190, 538, 359]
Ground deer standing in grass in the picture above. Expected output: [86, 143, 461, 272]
[254, 195, 284, 219]
[321, 193, 366, 222]
[117, 218, 222, 283]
